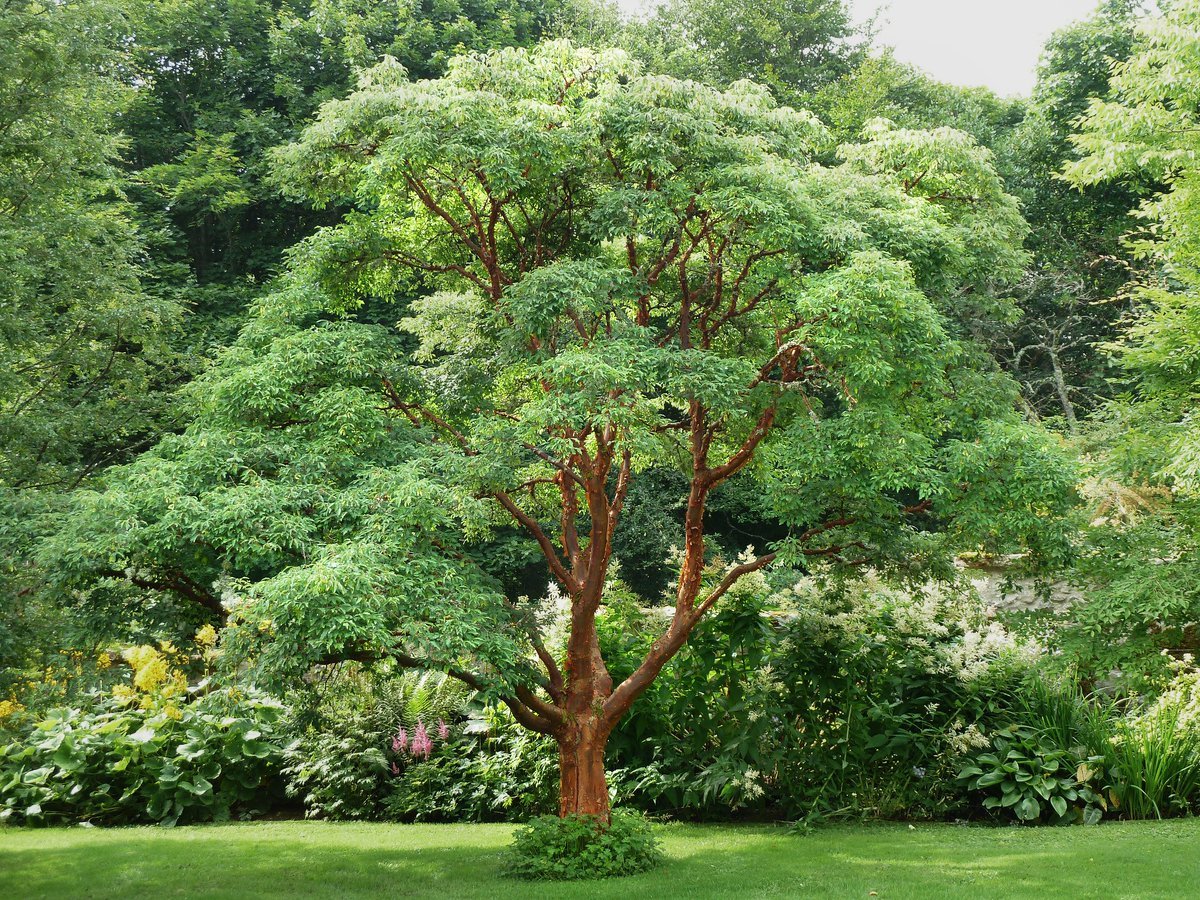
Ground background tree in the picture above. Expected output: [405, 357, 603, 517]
[995, 0, 1147, 428]
[621, 0, 865, 99]
[120, 0, 584, 350]
[810, 3, 1147, 427]
[56, 43, 1075, 825]
[1056, 0, 1200, 684]
[0, 0, 183, 690]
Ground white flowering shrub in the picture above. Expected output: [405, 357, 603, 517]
[602, 569, 1036, 820]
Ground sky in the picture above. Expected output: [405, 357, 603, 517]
[851, 0, 1101, 96]
[616, 0, 1105, 97]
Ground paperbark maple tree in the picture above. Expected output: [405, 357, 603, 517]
[55, 42, 1075, 823]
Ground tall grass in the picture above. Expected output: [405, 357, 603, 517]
[1017, 674, 1200, 819]
[1107, 698, 1200, 819]
[1017, 675, 1116, 757]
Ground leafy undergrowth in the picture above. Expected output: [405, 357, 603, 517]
[2, 820, 1199, 899]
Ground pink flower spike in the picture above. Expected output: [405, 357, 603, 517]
[391, 761, 399, 775]
[411, 720, 432, 759]
[437, 719, 450, 741]
[395, 726, 408, 754]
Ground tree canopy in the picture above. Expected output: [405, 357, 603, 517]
[49, 40, 1076, 818]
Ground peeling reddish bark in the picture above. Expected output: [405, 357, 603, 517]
[557, 720, 612, 819]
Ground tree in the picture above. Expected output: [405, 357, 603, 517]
[994, 0, 1147, 428]
[620, 0, 864, 99]
[56, 43, 1075, 823]
[1057, 0, 1200, 683]
[119, 0, 581, 349]
[811, 4, 1147, 428]
[0, 0, 185, 691]
[0, 0, 179, 493]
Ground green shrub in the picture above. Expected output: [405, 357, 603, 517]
[384, 705, 557, 822]
[957, 724, 1107, 824]
[604, 574, 1032, 821]
[502, 812, 664, 880]
[281, 727, 389, 820]
[1105, 675, 1200, 819]
[0, 683, 286, 826]
[282, 668, 477, 820]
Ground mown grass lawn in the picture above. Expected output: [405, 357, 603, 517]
[2, 818, 1198, 899]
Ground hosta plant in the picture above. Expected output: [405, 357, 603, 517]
[0, 644, 286, 826]
[957, 724, 1107, 825]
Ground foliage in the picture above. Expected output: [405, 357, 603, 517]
[282, 667, 554, 823]
[771, 578, 1033, 820]
[957, 724, 1106, 825]
[0, 0, 184, 689]
[963, 672, 1200, 824]
[605, 573, 1033, 820]
[1104, 673, 1200, 819]
[282, 728, 388, 821]
[0, 641, 286, 826]
[1058, 0, 1200, 687]
[812, 2, 1144, 425]
[384, 706, 558, 822]
[502, 811, 663, 880]
[121, 0, 568, 298]
[624, 0, 864, 99]
[0, 0, 182, 495]
[283, 668, 473, 820]
[992, 0, 1145, 427]
[1054, 498, 1200, 688]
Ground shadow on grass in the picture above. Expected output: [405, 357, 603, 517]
[1, 822, 1195, 899]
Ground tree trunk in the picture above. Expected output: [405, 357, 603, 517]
[557, 720, 611, 821]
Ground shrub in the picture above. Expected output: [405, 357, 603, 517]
[384, 705, 557, 822]
[1105, 674, 1200, 819]
[957, 724, 1107, 824]
[604, 573, 1032, 820]
[0, 649, 286, 827]
[1021, 670, 1200, 821]
[282, 667, 476, 820]
[502, 812, 663, 880]
[281, 727, 389, 820]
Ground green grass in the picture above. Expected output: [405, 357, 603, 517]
[3, 819, 1199, 899]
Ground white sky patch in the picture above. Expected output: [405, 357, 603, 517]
[615, 0, 1106, 96]
[853, 0, 1102, 95]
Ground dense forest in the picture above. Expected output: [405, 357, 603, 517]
[3, 0, 1200, 843]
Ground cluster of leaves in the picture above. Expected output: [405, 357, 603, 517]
[1105, 674, 1200, 819]
[1050, 0, 1200, 687]
[384, 706, 558, 822]
[502, 811, 663, 880]
[0, 674, 286, 827]
[957, 724, 1107, 825]
[283, 668, 474, 820]
[280, 666, 556, 822]
[960, 672, 1200, 825]
[623, 0, 865, 101]
[603, 573, 1032, 820]
[282, 729, 389, 821]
